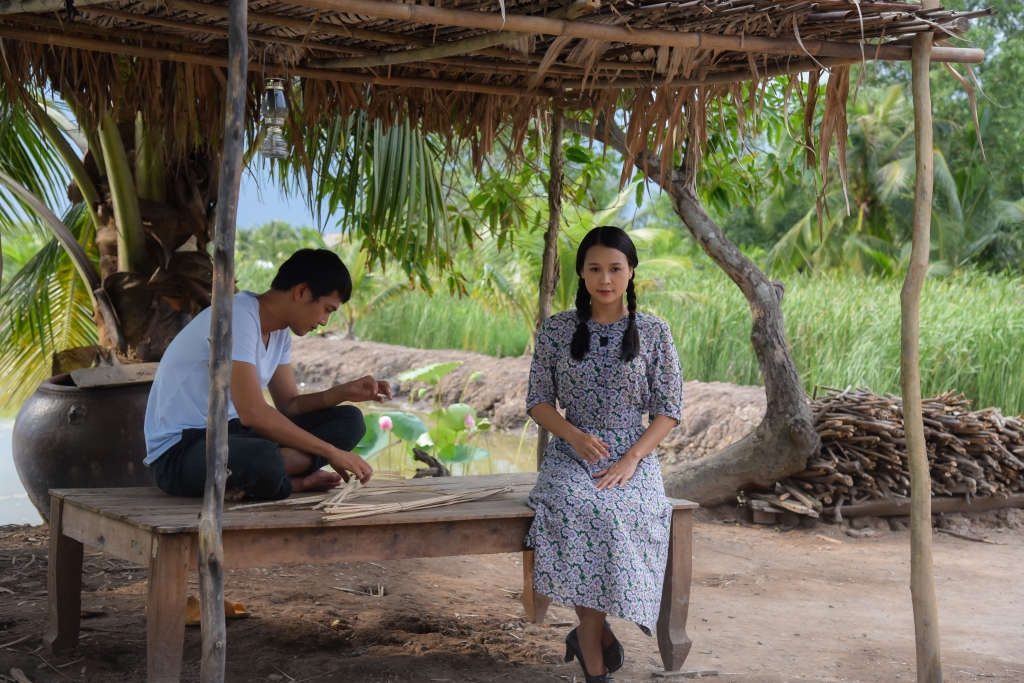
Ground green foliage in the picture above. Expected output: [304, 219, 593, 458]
[396, 361, 463, 386]
[359, 258, 1024, 415]
[234, 221, 328, 293]
[271, 111, 453, 289]
[0, 204, 99, 407]
[352, 412, 391, 458]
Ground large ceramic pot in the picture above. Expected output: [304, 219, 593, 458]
[13, 374, 155, 522]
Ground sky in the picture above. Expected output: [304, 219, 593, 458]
[237, 163, 323, 232]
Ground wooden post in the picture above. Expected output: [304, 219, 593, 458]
[198, 0, 246, 678]
[535, 106, 563, 470]
[904, 14, 943, 683]
[521, 549, 551, 624]
[656, 508, 693, 671]
[43, 497, 83, 654]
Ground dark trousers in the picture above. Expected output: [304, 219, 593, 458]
[151, 406, 366, 500]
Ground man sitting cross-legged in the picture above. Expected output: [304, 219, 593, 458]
[143, 248, 386, 500]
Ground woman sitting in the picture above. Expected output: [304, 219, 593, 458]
[526, 226, 683, 683]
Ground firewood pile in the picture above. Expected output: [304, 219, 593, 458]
[742, 389, 1024, 522]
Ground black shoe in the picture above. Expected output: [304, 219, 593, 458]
[602, 620, 625, 673]
[565, 628, 616, 683]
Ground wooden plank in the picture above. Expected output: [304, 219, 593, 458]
[665, 496, 700, 510]
[147, 533, 191, 683]
[841, 492, 1024, 518]
[44, 497, 83, 654]
[195, 517, 534, 569]
[657, 508, 693, 671]
[70, 362, 158, 388]
[53, 475, 699, 534]
[61, 502, 153, 565]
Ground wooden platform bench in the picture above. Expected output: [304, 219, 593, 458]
[44, 473, 697, 682]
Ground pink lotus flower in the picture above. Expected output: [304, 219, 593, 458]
[378, 415, 393, 431]
[464, 414, 476, 430]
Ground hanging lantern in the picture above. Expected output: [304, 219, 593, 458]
[259, 78, 288, 159]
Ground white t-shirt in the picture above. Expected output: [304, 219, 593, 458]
[143, 291, 292, 465]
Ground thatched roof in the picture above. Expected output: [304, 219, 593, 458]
[0, 0, 991, 159]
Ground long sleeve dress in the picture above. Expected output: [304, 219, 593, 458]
[525, 310, 683, 633]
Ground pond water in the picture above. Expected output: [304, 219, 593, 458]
[0, 409, 537, 526]
[357, 403, 538, 477]
[0, 418, 43, 526]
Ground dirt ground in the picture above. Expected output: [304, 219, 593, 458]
[2, 511, 1021, 683]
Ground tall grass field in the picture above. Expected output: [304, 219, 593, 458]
[354, 269, 1024, 415]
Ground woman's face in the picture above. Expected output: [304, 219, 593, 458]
[581, 244, 634, 308]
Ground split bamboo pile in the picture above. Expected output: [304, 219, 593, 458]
[231, 477, 514, 522]
[743, 389, 1024, 521]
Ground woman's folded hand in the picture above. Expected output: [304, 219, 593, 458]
[593, 451, 642, 490]
[568, 429, 610, 463]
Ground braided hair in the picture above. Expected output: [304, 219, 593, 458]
[569, 226, 641, 363]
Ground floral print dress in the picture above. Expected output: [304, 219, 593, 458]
[525, 310, 683, 633]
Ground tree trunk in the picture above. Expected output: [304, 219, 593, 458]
[198, 0, 246, 679]
[535, 106, 564, 469]
[905, 23, 944, 683]
[565, 119, 820, 506]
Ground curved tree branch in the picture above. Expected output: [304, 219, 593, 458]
[566, 116, 820, 505]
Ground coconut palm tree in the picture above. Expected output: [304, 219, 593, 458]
[0, 78, 448, 407]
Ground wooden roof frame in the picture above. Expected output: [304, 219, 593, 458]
[0, 0, 990, 101]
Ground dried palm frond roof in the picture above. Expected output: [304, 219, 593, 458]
[0, 0, 992, 162]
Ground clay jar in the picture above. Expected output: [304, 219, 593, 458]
[13, 374, 154, 522]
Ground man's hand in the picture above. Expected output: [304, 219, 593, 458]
[329, 447, 374, 485]
[341, 375, 392, 403]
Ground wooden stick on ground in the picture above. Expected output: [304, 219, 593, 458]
[904, 8, 943, 681]
[198, 0, 246, 679]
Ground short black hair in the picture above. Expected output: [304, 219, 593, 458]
[271, 249, 353, 303]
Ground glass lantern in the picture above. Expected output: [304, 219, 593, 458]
[259, 78, 288, 159]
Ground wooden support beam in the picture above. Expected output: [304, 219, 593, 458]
[0, 0, 104, 14]
[560, 55, 863, 90]
[287, 0, 986, 64]
[0, 25, 556, 97]
[157, 0, 541, 63]
[534, 106, 564, 470]
[903, 2, 944, 680]
[310, 0, 597, 70]
[79, 5, 366, 55]
[198, 0, 245, 678]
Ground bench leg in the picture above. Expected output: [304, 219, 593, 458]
[44, 497, 83, 654]
[147, 534, 191, 683]
[657, 508, 693, 671]
[521, 550, 551, 624]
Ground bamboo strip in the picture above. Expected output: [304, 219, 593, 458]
[320, 486, 513, 521]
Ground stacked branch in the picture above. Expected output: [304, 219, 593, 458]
[742, 389, 1024, 521]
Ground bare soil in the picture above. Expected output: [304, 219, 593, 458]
[291, 336, 766, 464]
[2, 513, 1020, 683]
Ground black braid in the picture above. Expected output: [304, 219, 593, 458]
[570, 277, 592, 360]
[621, 277, 640, 362]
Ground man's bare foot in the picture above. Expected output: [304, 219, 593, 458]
[291, 469, 342, 493]
[225, 487, 246, 501]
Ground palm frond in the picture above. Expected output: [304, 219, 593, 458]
[0, 204, 98, 407]
[273, 110, 452, 282]
[0, 86, 71, 242]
